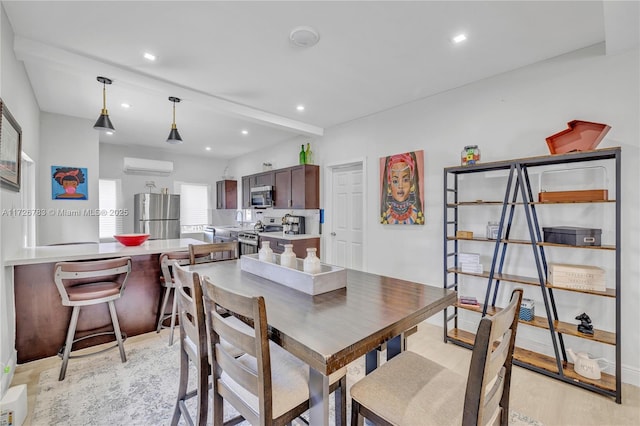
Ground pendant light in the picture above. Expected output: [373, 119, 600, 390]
[166, 96, 183, 144]
[93, 76, 115, 132]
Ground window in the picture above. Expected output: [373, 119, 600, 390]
[175, 182, 210, 232]
[99, 179, 123, 239]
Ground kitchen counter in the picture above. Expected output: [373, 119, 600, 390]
[6, 238, 205, 363]
[258, 232, 321, 241]
[4, 238, 204, 266]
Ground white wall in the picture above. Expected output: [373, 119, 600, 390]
[230, 44, 640, 385]
[0, 4, 41, 397]
[99, 143, 232, 233]
[37, 112, 99, 245]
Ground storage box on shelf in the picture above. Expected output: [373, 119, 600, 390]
[443, 147, 621, 403]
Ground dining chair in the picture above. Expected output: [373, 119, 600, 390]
[170, 263, 249, 426]
[201, 275, 348, 426]
[350, 288, 523, 426]
[189, 242, 238, 265]
[53, 257, 131, 381]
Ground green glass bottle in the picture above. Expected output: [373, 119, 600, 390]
[305, 143, 313, 164]
[299, 144, 306, 165]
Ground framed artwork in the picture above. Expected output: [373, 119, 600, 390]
[0, 98, 23, 192]
[52, 166, 88, 200]
[380, 150, 425, 225]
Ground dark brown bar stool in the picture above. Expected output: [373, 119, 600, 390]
[53, 257, 131, 381]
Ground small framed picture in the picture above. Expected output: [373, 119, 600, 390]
[51, 166, 88, 200]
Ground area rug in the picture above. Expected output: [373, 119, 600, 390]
[32, 334, 542, 425]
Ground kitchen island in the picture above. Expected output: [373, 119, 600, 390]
[5, 238, 203, 363]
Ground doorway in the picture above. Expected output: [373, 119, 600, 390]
[326, 161, 365, 270]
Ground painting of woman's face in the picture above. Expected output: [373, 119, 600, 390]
[390, 162, 411, 202]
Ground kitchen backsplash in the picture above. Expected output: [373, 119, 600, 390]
[211, 208, 321, 235]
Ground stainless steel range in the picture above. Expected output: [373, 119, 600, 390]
[238, 217, 284, 256]
[238, 230, 259, 256]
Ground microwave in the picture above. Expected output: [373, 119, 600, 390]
[250, 185, 273, 208]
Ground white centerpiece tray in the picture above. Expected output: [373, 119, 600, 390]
[240, 253, 346, 295]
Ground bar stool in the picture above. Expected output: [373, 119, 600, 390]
[157, 251, 192, 346]
[53, 256, 131, 381]
[157, 250, 214, 345]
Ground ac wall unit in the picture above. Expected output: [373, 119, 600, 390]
[123, 157, 174, 176]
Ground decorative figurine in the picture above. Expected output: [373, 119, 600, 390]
[575, 312, 594, 335]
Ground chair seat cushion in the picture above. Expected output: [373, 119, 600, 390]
[220, 341, 347, 419]
[66, 281, 122, 301]
[350, 351, 466, 426]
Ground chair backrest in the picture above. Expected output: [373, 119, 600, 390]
[173, 263, 208, 363]
[201, 275, 273, 425]
[53, 257, 131, 305]
[463, 288, 523, 426]
[159, 251, 201, 285]
[189, 242, 238, 265]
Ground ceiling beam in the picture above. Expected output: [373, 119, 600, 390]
[13, 36, 324, 136]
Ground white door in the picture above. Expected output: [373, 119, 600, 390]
[330, 163, 364, 270]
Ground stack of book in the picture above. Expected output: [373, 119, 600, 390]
[458, 296, 480, 307]
[459, 252, 483, 274]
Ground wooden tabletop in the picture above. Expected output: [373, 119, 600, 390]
[187, 260, 457, 375]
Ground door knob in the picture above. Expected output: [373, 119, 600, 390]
[330, 232, 336, 236]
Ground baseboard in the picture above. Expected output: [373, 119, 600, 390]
[0, 350, 17, 399]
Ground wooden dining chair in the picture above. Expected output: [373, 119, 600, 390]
[201, 275, 348, 426]
[189, 242, 238, 265]
[170, 263, 249, 426]
[350, 288, 523, 426]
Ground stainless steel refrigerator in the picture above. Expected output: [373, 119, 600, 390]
[134, 193, 180, 240]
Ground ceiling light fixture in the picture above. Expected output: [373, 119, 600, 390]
[166, 96, 183, 144]
[453, 33, 467, 44]
[289, 26, 320, 47]
[121, 103, 131, 109]
[241, 130, 249, 135]
[296, 105, 305, 111]
[205, 147, 211, 151]
[143, 52, 156, 61]
[93, 76, 115, 132]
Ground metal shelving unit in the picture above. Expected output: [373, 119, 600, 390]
[443, 147, 621, 403]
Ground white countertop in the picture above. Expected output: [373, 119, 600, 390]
[4, 238, 204, 266]
[258, 232, 321, 241]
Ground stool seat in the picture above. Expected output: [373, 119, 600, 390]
[67, 281, 122, 301]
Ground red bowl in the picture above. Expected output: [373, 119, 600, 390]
[114, 233, 150, 246]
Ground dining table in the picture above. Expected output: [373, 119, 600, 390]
[186, 259, 456, 426]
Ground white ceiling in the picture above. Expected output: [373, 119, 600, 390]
[3, 1, 637, 159]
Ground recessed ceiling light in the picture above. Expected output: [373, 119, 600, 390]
[121, 103, 131, 109]
[143, 52, 156, 61]
[105, 131, 114, 135]
[241, 130, 249, 135]
[453, 34, 467, 44]
[296, 105, 305, 111]
[289, 26, 320, 47]
[205, 147, 211, 151]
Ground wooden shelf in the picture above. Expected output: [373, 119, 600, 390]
[447, 236, 615, 250]
[448, 267, 616, 298]
[530, 200, 616, 205]
[448, 329, 616, 392]
[537, 241, 615, 251]
[454, 303, 616, 345]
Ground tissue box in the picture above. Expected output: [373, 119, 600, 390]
[519, 298, 535, 321]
